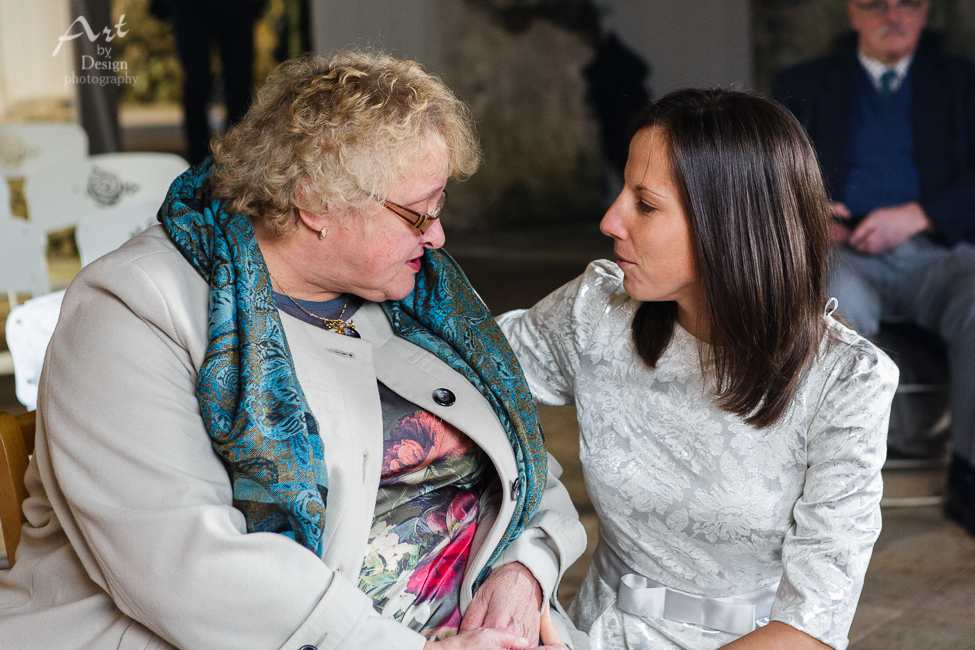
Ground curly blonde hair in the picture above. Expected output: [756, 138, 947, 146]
[210, 51, 481, 234]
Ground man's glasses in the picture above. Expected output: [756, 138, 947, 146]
[852, 0, 926, 14]
[382, 191, 447, 234]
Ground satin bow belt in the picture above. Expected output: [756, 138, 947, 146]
[593, 539, 779, 635]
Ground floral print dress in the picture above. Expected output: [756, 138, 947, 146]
[271, 292, 489, 640]
[357, 383, 488, 640]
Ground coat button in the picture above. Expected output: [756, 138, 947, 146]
[510, 477, 522, 501]
[298, 646, 318, 650]
[433, 388, 456, 406]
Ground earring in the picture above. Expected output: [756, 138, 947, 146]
[318, 226, 328, 240]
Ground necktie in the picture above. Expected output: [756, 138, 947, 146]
[880, 69, 898, 95]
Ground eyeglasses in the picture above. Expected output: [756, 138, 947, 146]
[382, 190, 447, 234]
[852, 0, 926, 15]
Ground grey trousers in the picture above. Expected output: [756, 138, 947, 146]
[830, 234, 975, 461]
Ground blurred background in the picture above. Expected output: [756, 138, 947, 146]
[3, 0, 973, 232]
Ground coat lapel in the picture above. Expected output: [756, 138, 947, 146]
[278, 302, 519, 584]
[353, 303, 519, 482]
[278, 312, 384, 575]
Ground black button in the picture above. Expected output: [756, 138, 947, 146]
[432, 388, 456, 406]
[511, 477, 522, 501]
[298, 646, 318, 650]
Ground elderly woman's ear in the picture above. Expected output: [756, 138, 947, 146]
[295, 207, 331, 239]
[290, 182, 329, 237]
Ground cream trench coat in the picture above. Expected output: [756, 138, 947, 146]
[0, 227, 587, 650]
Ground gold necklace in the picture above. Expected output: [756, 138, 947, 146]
[269, 272, 358, 337]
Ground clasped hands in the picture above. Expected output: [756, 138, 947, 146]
[423, 562, 568, 650]
[830, 201, 933, 254]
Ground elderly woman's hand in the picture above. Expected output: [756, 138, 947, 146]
[424, 628, 531, 650]
[423, 627, 568, 650]
[459, 562, 544, 645]
[423, 618, 568, 650]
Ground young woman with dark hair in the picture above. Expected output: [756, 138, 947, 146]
[499, 88, 899, 650]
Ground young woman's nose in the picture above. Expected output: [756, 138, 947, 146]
[600, 193, 628, 240]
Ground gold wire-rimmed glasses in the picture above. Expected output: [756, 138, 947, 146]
[852, 0, 926, 14]
[382, 191, 448, 234]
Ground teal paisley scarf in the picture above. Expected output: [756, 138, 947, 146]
[158, 161, 545, 583]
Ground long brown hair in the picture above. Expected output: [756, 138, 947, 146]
[629, 88, 832, 428]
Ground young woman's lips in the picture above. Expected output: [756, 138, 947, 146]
[407, 256, 422, 272]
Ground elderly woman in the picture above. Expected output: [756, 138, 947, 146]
[0, 52, 586, 650]
[498, 89, 898, 650]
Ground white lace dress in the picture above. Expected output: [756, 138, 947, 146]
[497, 261, 898, 650]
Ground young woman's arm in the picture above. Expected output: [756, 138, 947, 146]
[742, 330, 899, 650]
[497, 261, 623, 406]
[721, 622, 829, 649]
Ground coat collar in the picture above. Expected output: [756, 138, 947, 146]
[354, 302, 519, 481]
[284, 301, 519, 482]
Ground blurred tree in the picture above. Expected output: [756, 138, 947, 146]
[112, 0, 289, 106]
[436, 1, 604, 227]
[114, 0, 183, 104]
[464, 0, 600, 39]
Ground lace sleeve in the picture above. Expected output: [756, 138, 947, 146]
[496, 260, 624, 406]
[771, 335, 899, 649]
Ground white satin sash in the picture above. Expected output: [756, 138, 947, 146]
[593, 539, 779, 635]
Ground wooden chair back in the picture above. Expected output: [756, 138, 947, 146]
[0, 411, 36, 568]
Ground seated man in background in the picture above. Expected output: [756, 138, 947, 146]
[774, 0, 975, 534]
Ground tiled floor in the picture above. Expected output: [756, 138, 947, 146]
[2, 217, 973, 648]
[849, 506, 975, 649]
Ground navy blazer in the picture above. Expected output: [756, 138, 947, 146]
[773, 33, 975, 246]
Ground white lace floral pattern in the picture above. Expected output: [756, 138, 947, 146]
[497, 261, 898, 650]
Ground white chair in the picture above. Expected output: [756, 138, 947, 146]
[76, 200, 161, 266]
[0, 218, 49, 308]
[0, 189, 49, 381]
[0, 123, 88, 180]
[23, 152, 188, 234]
[0, 177, 11, 221]
[5, 290, 65, 410]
